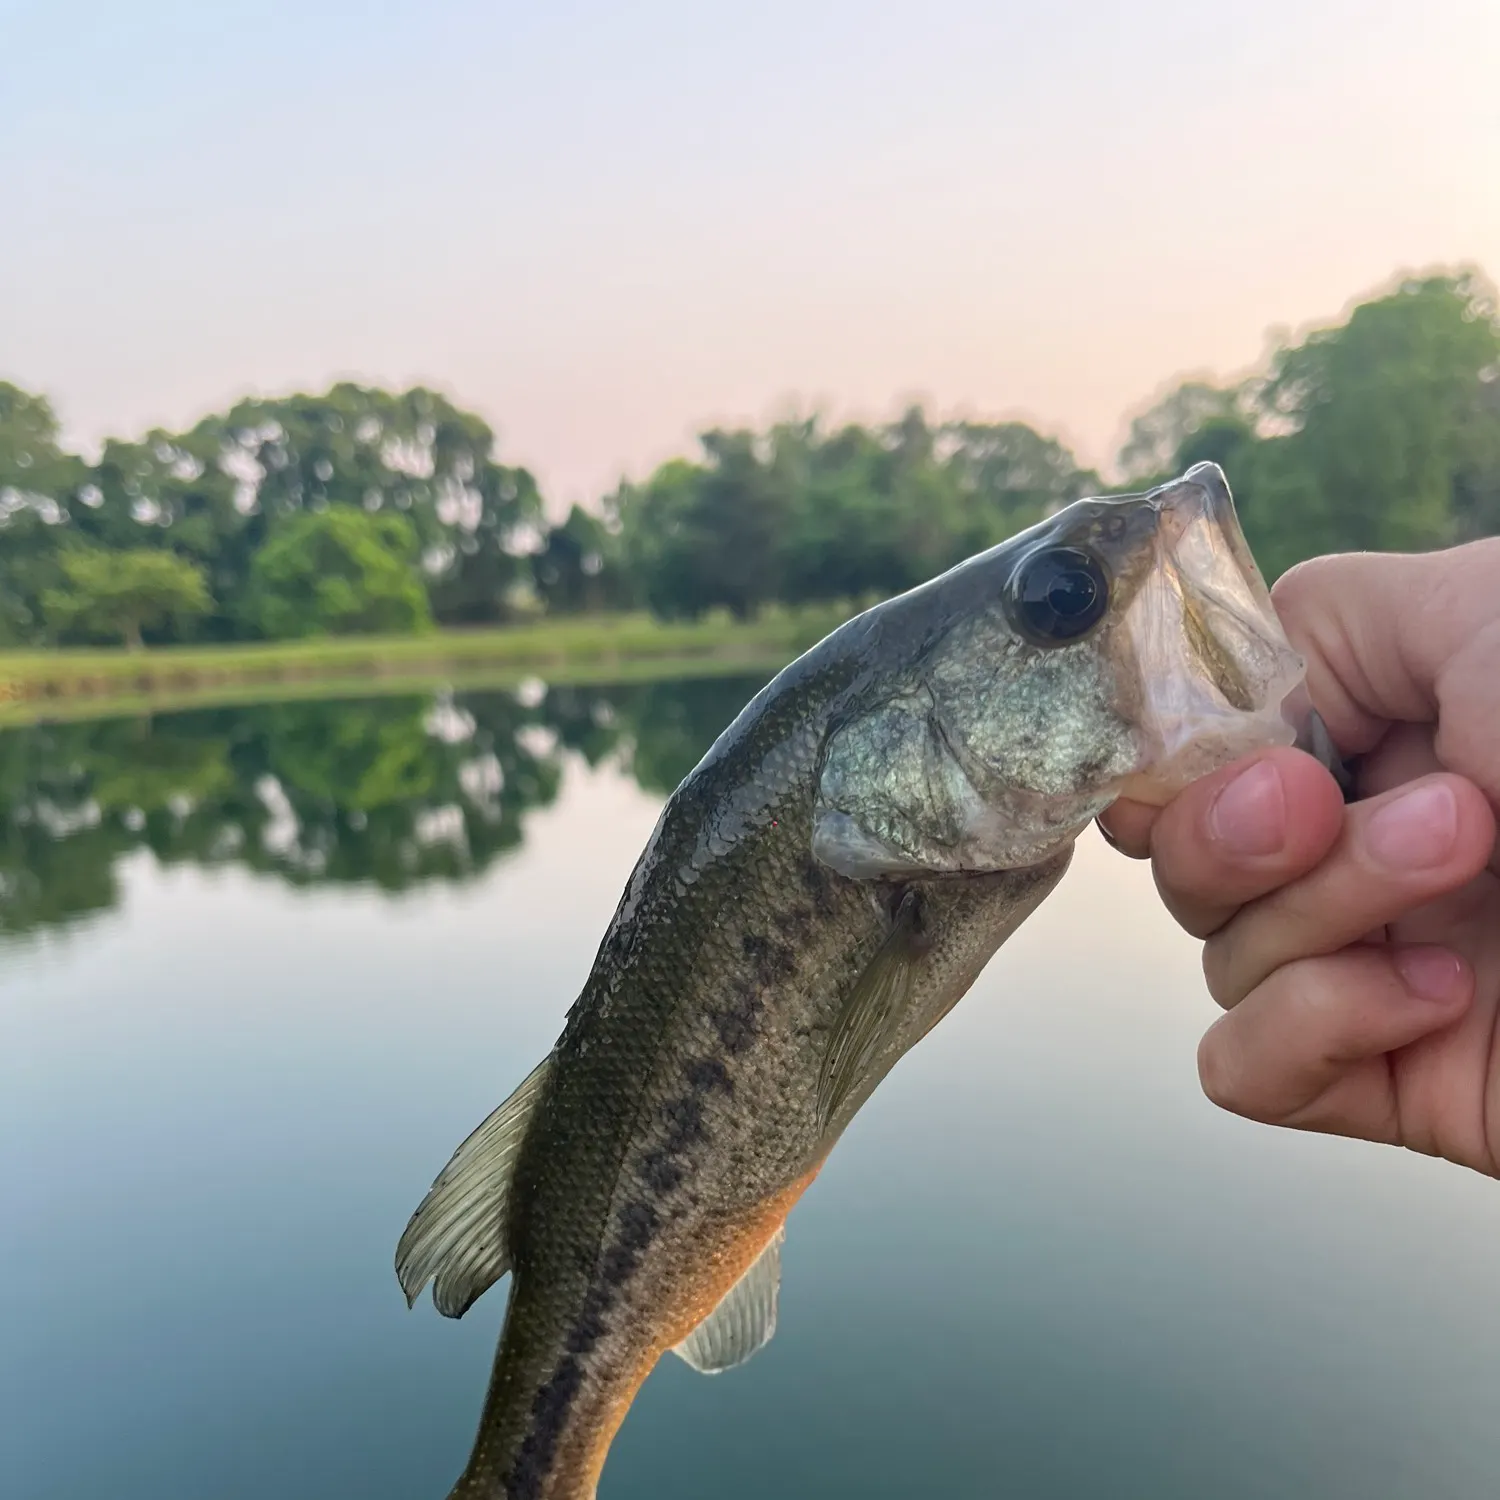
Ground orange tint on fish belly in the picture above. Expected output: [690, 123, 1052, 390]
[556, 1160, 828, 1500]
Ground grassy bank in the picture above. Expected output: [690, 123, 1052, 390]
[0, 606, 854, 728]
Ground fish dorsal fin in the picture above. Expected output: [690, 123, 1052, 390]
[673, 1226, 785, 1375]
[817, 889, 926, 1132]
[395, 1053, 553, 1319]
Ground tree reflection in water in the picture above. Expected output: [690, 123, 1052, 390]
[0, 673, 770, 941]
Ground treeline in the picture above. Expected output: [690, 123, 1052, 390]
[2, 268, 1496, 649]
[0, 385, 543, 648]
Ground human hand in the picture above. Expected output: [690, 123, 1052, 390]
[1101, 539, 1500, 1175]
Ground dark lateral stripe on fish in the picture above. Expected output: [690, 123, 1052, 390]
[502, 1048, 740, 1497]
[507, 1355, 585, 1500]
[712, 931, 798, 1055]
[514, 1164, 829, 1498]
[503, 938, 806, 1492]
[642, 1057, 734, 1192]
[504, 1203, 656, 1498]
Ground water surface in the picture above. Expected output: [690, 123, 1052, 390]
[5, 679, 1498, 1498]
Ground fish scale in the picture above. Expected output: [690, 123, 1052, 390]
[395, 462, 1320, 1499]
[473, 704, 873, 1497]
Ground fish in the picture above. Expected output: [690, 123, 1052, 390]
[395, 460, 1313, 1500]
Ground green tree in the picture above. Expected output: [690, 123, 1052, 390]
[0, 382, 87, 644]
[533, 504, 632, 613]
[41, 547, 211, 648]
[939, 417, 1100, 540]
[612, 430, 797, 620]
[1453, 371, 1500, 540]
[0, 382, 83, 509]
[1115, 270, 1500, 577]
[1249, 270, 1500, 571]
[1112, 378, 1258, 513]
[608, 457, 713, 619]
[773, 412, 966, 604]
[82, 384, 542, 636]
[0, 509, 65, 646]
[242, 506, 432, 639]
[84, 428, 256, 634]
[611, 409, 1096, 619]
[1172, 413, 1258, 476]
[1116, 379, 1247, 484]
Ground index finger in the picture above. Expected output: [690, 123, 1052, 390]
[1273, 542, 1500, 807]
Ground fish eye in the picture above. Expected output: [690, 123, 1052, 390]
[1010, 546, 1110, 645]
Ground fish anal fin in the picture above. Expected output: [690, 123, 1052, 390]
[394, 1052, 553, 1319]
[672, 1226, 785, 1375]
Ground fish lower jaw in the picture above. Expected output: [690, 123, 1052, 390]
[1112, 702, 1301, 809]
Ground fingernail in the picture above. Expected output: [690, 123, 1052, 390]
[1364, 781, 1458, 871]
[1394, 946, 1466, 1003]
[1207, 760, 1286, 857]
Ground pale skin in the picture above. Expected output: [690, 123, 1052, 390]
[1099, 538, 1500, 1177]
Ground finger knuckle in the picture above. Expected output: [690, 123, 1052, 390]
[1270, 555, 1339, 620]
[1201, 934, 1237, 1004]
[1276, 954, 1351, 1027]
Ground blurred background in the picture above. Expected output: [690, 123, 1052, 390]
[3, 3, 1499, 1499]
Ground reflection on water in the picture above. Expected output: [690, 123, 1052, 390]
[6, 680, 1500, 1500]
[0, 675, 766, 941]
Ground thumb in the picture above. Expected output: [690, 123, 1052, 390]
[1271, 539, 1500, 808]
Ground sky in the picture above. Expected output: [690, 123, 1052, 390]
[3, 0, 1497, 514]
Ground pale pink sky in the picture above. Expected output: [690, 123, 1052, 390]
[4, 0, 1497, 514]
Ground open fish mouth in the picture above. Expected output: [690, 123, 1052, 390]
[1112, 461, 1308, 806]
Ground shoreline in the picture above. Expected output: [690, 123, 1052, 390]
[0, 608, 850, 728]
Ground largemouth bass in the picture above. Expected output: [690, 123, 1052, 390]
[397, 461, 1312, 1499]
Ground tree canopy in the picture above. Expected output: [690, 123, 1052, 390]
[607, 410, 1100, 620]
[1115, 270, 1500, 578]
[41, 548, 211, 649]
[242, 507, 433, 639]
[1, 382, 541, 646]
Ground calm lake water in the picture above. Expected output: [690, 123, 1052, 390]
[5, 675, 1499, 1500]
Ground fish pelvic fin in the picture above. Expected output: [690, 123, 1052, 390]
[395, 1052, 554, 1319]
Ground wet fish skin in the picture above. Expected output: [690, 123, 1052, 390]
[450, 661, 1072, 1498]
[397, 462, 1305, 1500]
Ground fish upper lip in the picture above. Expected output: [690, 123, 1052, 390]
[1152, 463, 1267, 590]
[1151, 470, 1224, 545]
[1148, 467, 1278, 640]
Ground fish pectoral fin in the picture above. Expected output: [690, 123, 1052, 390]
[672, 1226, 785, 1375]
[816, 888, 924, 1132]
[394, 1052, 553, 1319]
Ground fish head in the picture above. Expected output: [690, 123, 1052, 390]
[813, 462, 1308, 878]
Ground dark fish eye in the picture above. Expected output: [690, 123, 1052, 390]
[1010, 546, 1110, 645]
